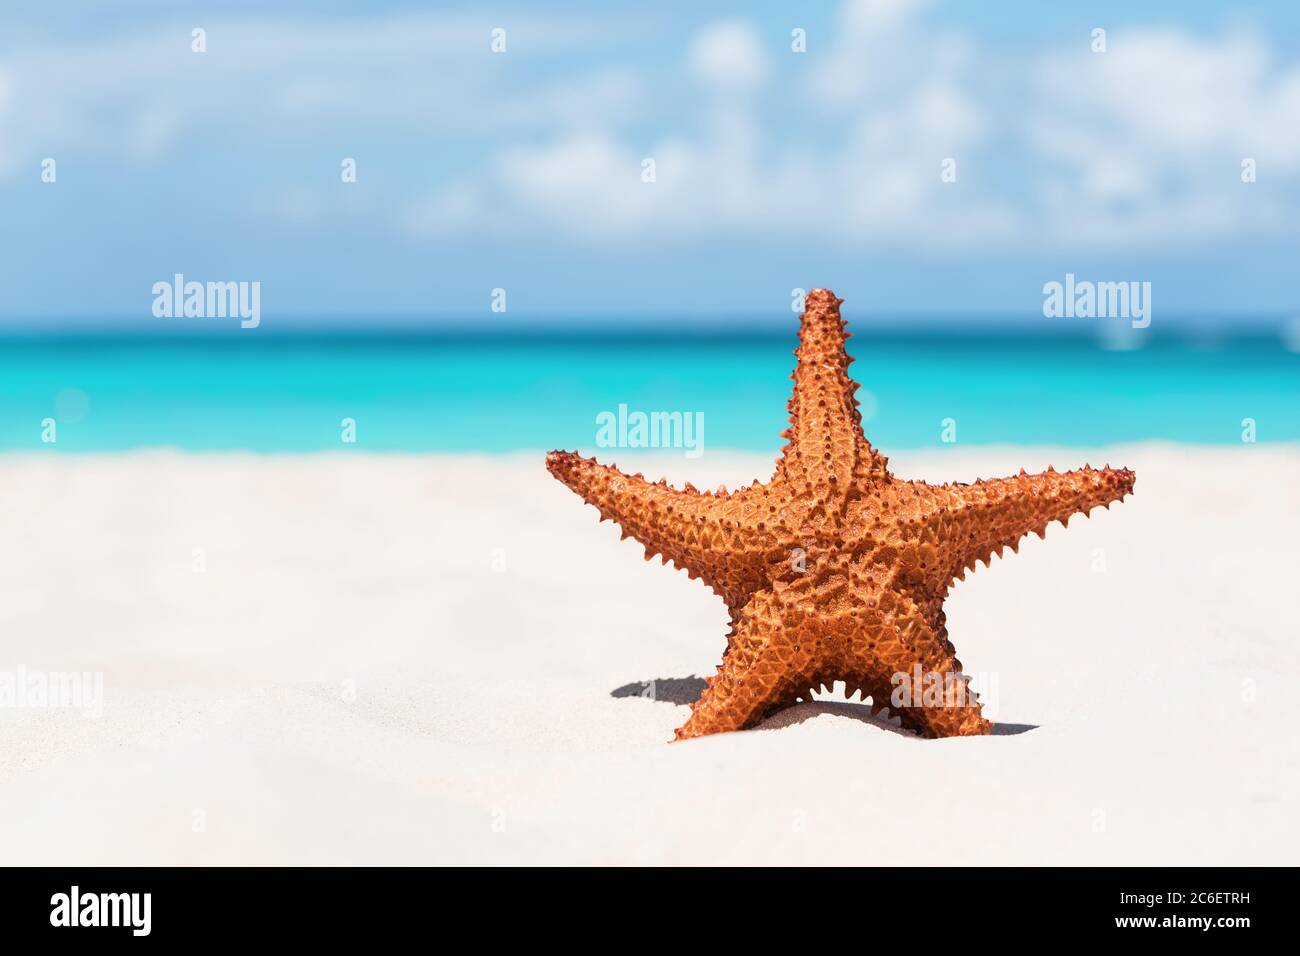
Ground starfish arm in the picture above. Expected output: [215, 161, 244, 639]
[775, 289, 890, 498]
[673, 588, 812, 740]
[546, 450, 770, 606]
[910, 465, 1136, 585]
[842, 588, 991, 738]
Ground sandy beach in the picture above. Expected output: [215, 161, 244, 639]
[1, 444, 1296, 865]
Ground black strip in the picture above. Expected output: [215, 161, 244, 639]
[0, 866, 1286, 942]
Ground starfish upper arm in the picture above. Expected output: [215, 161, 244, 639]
[775, 289, 891, 498]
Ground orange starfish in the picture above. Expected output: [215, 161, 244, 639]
[547, 289, 1135, 741]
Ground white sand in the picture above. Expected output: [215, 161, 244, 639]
[0, 444, 1296, 865]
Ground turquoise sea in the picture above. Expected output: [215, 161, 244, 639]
[1, 331, 1297, 451]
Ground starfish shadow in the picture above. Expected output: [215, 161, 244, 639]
[988, 722, 1038, 735]
[610, 676, 708, 705]
[610, 677, 1038, 737]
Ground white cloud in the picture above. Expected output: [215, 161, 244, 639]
[688, 20, 768, 91]
[1028, 29, 1300, 240]
[843, 0, 931, 33]
[807, 0, 937, 107]
[494, 132, 659, 235]
[0, 14, 637, 176]
[450, 9, 1300, 247]
[4, 3, 1298, 249]
[1039, 32, 1280, 154]
[431, 6, 1007, 245]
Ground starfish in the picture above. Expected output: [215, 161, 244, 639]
[547, 289, 1135, 741]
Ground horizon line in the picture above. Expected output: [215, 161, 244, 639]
[0, 309, 1295, 337]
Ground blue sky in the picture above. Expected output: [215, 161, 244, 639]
[2, 0, 1298, 327]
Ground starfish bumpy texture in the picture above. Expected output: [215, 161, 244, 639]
[547, 289, 1135, 741]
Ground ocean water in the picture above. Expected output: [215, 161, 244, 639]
[1, 332, 1297, 452]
